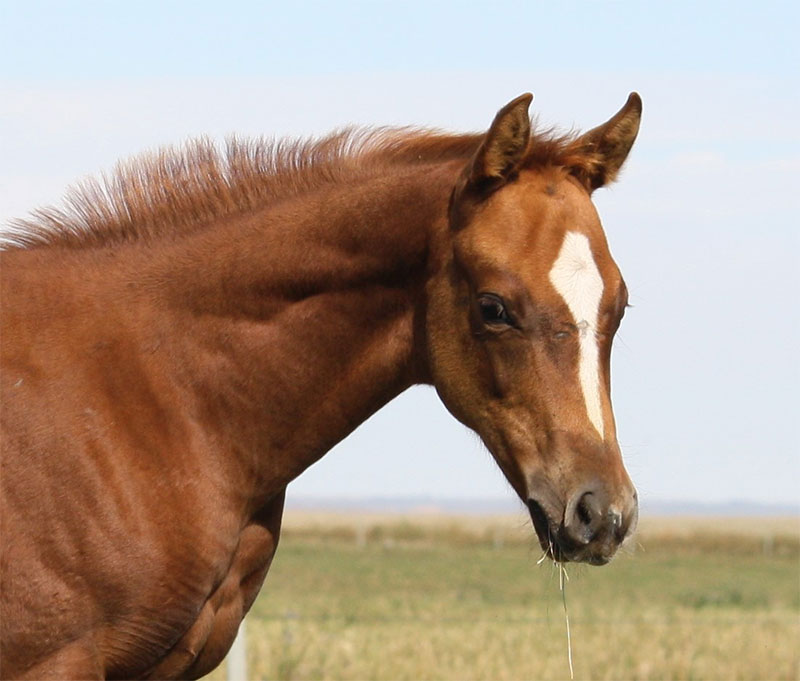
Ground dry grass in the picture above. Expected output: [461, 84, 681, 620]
[280, 509, 799, 543]
[205, 513, 799, 681]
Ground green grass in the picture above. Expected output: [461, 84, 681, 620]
[206, 516, 799, 680]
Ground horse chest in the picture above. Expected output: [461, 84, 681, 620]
[137, 497, 285, 680]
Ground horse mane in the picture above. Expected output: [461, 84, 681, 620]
[3, 124, 588, 250]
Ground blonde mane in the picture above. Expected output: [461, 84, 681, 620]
[4, 125, 589, 250]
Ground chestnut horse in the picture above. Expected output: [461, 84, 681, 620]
[0, 92, 641, 679]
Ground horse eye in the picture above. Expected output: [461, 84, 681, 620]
[478, 294, 511, 326]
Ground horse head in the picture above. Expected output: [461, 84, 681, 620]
[426, 93, 641, 564]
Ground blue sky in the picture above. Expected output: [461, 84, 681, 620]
[2, 1, 796, 79]
[1, 1, 798, 509]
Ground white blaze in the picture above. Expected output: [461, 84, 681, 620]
[548, 231, 605, 438]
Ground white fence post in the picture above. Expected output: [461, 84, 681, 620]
[227, 617, 248, 681]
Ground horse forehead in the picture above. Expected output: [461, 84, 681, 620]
[471, 177, 613, 284]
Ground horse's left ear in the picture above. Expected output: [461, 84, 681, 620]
[450, 93, 532, 227]
[569, 92, 642, 191]
[466, 93, 533, 192]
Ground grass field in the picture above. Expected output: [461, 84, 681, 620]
[207, 512, 799, 681]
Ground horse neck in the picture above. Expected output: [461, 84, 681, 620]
[138, 163, 456, 508]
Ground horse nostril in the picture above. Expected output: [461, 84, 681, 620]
[565, 490, 603, 545]
[610, 508, 624, 539]
[576, 495, 594, 527]
[560, 485, 638, 560]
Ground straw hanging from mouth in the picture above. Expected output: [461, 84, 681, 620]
[559, 562, 574, 680]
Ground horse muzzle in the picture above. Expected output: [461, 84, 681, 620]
[527, 482, 638, 565]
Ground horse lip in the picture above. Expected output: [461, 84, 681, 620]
[526, 498, 562, 560]
[527, 497, 614, 565]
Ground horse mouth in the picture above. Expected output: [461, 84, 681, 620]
[526, 498, 611, 565]
[526, 498, 562, 560]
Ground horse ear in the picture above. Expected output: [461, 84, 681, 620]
[568, 92, 642, 191]
[466, 93, 533, 192]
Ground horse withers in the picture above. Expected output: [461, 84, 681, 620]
[0, 91, 641, 679]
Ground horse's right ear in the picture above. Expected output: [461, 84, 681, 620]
[464, 94, 533, 191]
[567, 92, 642, 191]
